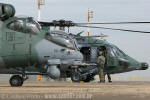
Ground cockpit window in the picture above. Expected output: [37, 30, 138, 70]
[111, 46, 125, 57]
[7, 20, 24, 33]
[45, 31, 76, 50]
[7, 18, 41, 34]
[108, 47, 115, 57]
[27, 18, 41, 33]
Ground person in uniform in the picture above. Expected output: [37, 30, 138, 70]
[97, 50, 105, 83]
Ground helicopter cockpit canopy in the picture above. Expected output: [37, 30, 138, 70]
[45, 30, 76, 50]
[7, 17, 41, 34]
[109, 46, 126, 57]
[27, 17, 41, 33]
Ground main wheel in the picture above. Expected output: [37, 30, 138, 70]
[71, 72, 81, 82]
[9, 75, 23, 87]
[83, 75, 94, 82]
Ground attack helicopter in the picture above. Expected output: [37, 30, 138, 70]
[0, 3, 85, 86]
[39, 20, 149, 82]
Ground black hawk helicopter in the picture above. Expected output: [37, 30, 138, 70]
[39, 20, 149, 82]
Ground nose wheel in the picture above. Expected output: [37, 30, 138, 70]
[9, 75, 27, 87]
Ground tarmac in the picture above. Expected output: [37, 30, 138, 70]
[0, 81, 150, 100]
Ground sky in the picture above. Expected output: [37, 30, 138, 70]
[1, 0, 150, 79]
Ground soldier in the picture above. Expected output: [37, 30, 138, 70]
[97, 50, 105, 83]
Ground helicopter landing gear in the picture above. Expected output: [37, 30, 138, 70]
[71, 69, 81, 82]
[71, 72, 81, 82]
[9, 75, 23, 87]
[9, 74, 28, 87]
[82, 75, 94, 82]
[71, 66, 98, 82]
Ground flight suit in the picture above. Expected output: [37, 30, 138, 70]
[97, 51, 105, 83]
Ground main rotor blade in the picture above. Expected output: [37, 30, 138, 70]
[39, 21, 150, 27]
[76, 22, 150, 25]
[39, 21, 75, 27]
[77, 25, 150, 33]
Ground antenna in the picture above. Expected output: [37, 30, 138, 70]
[38, 0, 45, 21]
[88, 9, 93, 36]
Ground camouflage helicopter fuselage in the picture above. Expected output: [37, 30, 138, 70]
[39, 20, 149, 82]
[0, 3, 83, 80]
[75, 36, 149, 74]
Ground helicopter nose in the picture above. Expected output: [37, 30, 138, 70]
[140, 62, 149, 70]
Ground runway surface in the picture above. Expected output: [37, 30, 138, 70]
[0, 81, 150, 100]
